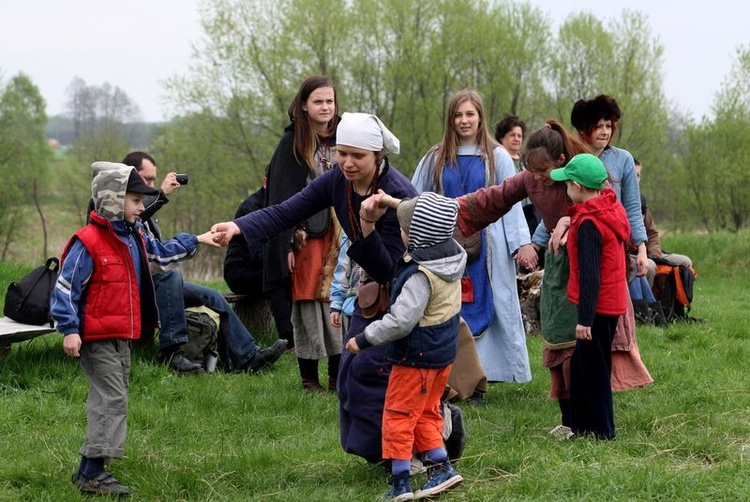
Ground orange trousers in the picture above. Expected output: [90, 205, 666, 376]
[381, 364, 452, 461]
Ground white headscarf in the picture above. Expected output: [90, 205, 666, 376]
[336, 112, 400, 154]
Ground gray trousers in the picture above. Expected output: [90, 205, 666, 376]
[78, 339, 131, 460]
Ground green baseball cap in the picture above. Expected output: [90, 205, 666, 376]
[550, 153, 608, 189]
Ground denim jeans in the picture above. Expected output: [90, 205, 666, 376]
[153, 269, 258, 368]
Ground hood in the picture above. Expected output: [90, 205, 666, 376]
[409, 240, 467, 282]
[571, 189, 631, 244]
[400, 192, 459, 251]
[91, 161, 132, 221]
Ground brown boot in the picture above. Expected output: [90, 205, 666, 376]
[302, 379, 325, 393]
[328, 377, 337, 393]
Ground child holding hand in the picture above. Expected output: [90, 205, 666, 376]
[52, 162, 219, 495]
[346, 191, 466, 500]
[549, 153, 631, 439]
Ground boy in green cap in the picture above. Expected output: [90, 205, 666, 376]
[549, 153, 631, 439]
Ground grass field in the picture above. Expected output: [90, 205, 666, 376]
[1, 231, 749, 501]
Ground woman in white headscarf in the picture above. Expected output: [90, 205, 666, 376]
[212, 112, 418, 462]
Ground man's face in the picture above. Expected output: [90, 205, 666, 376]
[138, 159, 158, 187]
[124, 192, 145, 223]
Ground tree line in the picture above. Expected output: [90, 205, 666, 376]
[2, 0, 749, 272]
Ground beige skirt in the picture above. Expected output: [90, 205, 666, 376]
[291, 300, 342, 360]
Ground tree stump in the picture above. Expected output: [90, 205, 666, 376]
[223, 294, 275, 344]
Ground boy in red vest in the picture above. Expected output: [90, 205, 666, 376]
[550, 153, 631, 440]
[51, 162, 219, 495]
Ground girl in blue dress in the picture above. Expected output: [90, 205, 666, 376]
[412, 89, 534, 384]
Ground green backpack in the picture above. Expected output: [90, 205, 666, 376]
[182, 306, 220, 371]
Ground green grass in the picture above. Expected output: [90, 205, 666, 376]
[1, 231, 750, 500]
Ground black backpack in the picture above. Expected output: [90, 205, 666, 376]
[652, 258, 697, 322]
[4, 257, 60, 326]
[182, 306, 222, 371]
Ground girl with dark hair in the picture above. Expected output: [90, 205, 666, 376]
[264, 76, 342, 392]
[412, 89, 533, 384]
[569, 94, 648, 275]
[445, 119, 651, 436]
[567, 94, 653, 395]
[212, 112, 418, 463]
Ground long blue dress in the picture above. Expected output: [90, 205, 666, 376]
[412, 145, 532, 383]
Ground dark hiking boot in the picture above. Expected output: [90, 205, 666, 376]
[328, 377, 337, 393]
[302, 379, 326, 393]
[632, 299, 651, 325]
[247, 339, 288, 373]
[158, 350, 204, 374]
[77, 471, 130, 496]
[649, 302, 669, 327]
[465, 390, 485, 405]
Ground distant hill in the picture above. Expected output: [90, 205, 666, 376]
[45, 115, 165, 148]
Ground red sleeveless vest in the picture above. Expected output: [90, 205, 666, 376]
[61, 213, 152, 341]
[566, 190, 629, 316]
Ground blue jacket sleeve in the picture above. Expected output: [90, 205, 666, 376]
[532, 219, 550, 248]
[144, 232, 199, 273]
[51, 239, 94, 336]
[347, 167, 417, 285]
[619, 157, 647, 246]
[329, 234, 351, 312]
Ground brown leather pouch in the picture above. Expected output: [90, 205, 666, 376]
[358, 280, 390, 319]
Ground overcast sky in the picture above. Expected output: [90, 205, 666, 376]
[1, 0, 746, 122]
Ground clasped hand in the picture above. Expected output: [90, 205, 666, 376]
[208, 221, 241, 247]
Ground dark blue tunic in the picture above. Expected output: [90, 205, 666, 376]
[234, 160, 418, 461]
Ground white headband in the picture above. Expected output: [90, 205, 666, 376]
[336, 112, 400, 154]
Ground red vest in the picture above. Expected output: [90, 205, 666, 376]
[566, 190, 629, 316]
[61, 212, 157, 342]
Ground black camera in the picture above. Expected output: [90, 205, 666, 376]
[175, 174, 189, 185]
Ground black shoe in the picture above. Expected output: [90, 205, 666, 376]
[648, 302, 669, 327]
[77, 471, 131, 496]
[465, 390, 485, 405]
[247, 339, 288, 373]
[159, 350, 204, 374]
[633, 299, 651, 325]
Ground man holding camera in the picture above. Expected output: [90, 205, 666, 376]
[123, 152, 287, 374]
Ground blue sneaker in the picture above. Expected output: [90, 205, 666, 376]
[384, 471, 414, 501]
[414, 462, 462, 499]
